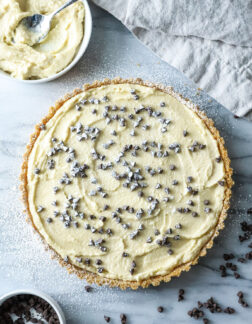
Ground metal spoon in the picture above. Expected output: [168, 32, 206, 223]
[17, 0, 78, 45]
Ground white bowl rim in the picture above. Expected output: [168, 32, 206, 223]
[0, 289, 66, 324]
[0, 0, 92, 84]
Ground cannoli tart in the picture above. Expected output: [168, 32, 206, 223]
[20, 78, 233, 289]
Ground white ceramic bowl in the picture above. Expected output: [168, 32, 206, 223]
[0, 0, 92, 84]
[0, 289, 66, 324]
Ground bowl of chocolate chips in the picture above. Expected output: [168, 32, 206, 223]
[0, 289, 66, 324]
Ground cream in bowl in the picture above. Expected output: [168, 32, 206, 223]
[0, 0, 86, 80]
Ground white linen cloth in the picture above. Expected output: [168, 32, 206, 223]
[92, 0, 252, 117]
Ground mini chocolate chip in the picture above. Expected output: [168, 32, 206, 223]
[104, 315, 110, 322]
[169, 164, 176, 170]
[224, 307, 235, 314]
[168, 249, 173, 255]
[120, 313, 127, 323]
[85, 258, 91, 265]
[183, 130, 188, 137]
[238, 257, 246, 263]
[157, 306, 164, 313]
[234, 272, 240, 279]
[85, 286, 92, 292]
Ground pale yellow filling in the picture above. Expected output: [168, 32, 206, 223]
[0, 0, 84, 80]
[27, 84, 225, 281]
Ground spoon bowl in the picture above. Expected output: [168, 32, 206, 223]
[18, 14, 51, 45]
[0, 0, 92, 83]
[17, 0, 78, 46]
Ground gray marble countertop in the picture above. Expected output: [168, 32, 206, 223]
[0, 2, 252, 324]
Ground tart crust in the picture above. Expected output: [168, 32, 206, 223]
[20, 78, 233, 289]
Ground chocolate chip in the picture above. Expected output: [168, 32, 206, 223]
[218, 180, 225, 186]
[120, 313, 127, 323]
[85, 286, 92, 292]
[187, 307, 204, 319]
[187, 176, 193, 183]
[168, 248, 173, 255]
[224, 307, 235, 314]
[169, 164, 176, 170]
[234, 272, 240, 279]
[245, 251, 252, 260]
[178, 289, 185, 301]
[237, 291, 248, 308]
[157, 306, 164, 313]
[223, 253, 234, 261]
[104, 315, 110, 322]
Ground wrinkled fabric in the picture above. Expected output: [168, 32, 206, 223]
[93, 0, 252, 117]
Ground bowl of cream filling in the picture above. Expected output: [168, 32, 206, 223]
[0, 0, 92, 82]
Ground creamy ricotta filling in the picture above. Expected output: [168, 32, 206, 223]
[0, 0, 84, 79]
[27, 83, 225, 281]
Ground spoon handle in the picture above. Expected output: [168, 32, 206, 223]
[50, 0, 79, 19]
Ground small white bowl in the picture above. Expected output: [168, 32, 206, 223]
[0, 289, 66, 324]
[0, 0, 92, 84]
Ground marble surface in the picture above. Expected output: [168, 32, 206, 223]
[0, 2, 252, 323]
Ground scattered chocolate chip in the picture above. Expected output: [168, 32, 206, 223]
[224, 307, 235, 314]
[237, 291, 249, 307]
[245, 251, 252, 260]
[234, 272, 240, 279]
[157, 306, 164, 313]
[178, 289, 185, 301]
[223, 253, 234, 261]
[85, 285, 92, 292]
[187, 307, 204, 319]
[104, 315, 110, 322]
[120, 313, 127, 323]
